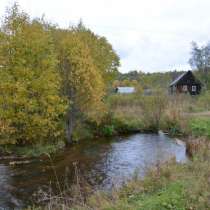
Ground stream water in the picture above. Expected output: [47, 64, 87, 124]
[0, 133, 187, 209]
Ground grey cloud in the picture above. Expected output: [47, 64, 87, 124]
[1, 0, 210, 72]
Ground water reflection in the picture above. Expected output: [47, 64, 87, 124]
[0, 133, 187, 209]
[0, 165, 22, 209]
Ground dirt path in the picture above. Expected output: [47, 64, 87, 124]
[183, 111, 210, 117]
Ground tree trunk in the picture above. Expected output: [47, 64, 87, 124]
[62, 58, 77, 146]
[66, 108, 75, 146]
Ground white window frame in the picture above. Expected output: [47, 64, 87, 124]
[192, 85, 197, 92]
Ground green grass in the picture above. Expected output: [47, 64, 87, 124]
[189, 117, 210, 138]
[127, 181, 186, 210]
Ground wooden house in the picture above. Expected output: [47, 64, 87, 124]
[169, 71, 202, 95]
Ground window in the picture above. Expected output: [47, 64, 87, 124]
[182, 85, 188, 91]
[192, 86, 196, 92]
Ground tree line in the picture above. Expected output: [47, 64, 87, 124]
[189, 41, 210, 88]
[0, 3, 120, 146]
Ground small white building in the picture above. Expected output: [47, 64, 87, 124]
[115, 87, 135, 94]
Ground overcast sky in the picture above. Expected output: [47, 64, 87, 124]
[1, 0, 210, 73]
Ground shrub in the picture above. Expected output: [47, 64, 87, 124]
[101, 125, 116, 137]
[162, 113, 182, 136]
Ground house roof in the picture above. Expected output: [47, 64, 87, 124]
[169, 70, 201, 87]
[169, 71, 189, 87]
[116, 87, 135, 93]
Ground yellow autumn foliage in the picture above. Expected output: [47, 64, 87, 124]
[0, 4, 67, 145]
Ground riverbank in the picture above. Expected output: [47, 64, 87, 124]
[1, 92, 209, 158]
[0, 113, 156, 159]
[28, 138, 210, 210]
[25, 109, 210, 209]
[0, 141, 65, 159]
[0, 107, 207, 160]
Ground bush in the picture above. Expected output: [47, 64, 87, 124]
[162, 114, 182, 136]
[101, 125, 116, 137]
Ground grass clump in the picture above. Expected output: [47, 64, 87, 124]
[129, 181, 186, 210]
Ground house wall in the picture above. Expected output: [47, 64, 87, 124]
[187, 84, 201, 95]
[172, 84, 201, 95]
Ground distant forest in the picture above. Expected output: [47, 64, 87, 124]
[116, 68, 210, 90]
[116, 70, 185, 89]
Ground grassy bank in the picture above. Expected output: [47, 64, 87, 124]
[105, 92, 210, 137]
[0, 141, 65, 158]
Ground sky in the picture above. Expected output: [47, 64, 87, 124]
[1, 0, 210, 73]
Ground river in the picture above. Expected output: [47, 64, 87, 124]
[0, 133, 187, 209]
